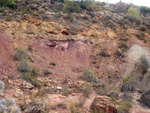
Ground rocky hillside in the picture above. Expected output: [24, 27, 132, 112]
[0, 0, 150, 113]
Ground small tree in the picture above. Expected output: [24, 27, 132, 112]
[0, 0, 16, 9]
[126, 8, 139, 19]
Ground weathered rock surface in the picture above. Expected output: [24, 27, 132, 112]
[90, 96, 117, 113]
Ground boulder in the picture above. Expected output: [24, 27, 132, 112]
[90, 96, 117, 113]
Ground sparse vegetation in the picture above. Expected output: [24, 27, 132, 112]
[24, 97, 50, 113]
[139, 25, 147, 31]
[5, 13, 12, 21]
[70, 98, 85, 113]
[136, 33, 145, 40]
[80, 69, 96, 82]
[18, 60, 32, 72]
[118, 99, 132, 113]
[97, 84, 120, 98]
[121, 55, 150, 92]
[14, 48, 30, 61]
[78, 82, 92, 98]
[119, 42, 128, 51]
[62, 86, 71, 96]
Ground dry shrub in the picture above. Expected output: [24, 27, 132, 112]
[80, 69, 96, 82]
[25, 97, 50, 113]
[14, 48, 30, 61]
[78, 82, 92, 98]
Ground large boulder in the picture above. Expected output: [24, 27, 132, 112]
[90, 96, 117, 113]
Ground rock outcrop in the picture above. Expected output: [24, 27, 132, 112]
[90, 96, 117, 113]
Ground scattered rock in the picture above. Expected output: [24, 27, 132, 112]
[23, 81, 34, 89]
[31, 89, 38, 97]
[58, 95, 66, 99]
[44, 81, 51, 86]
[90, 96, 117, 113]
[14, 89, 23, 97]
[116, 48, 122, 56]
[57, 86, 62, 90]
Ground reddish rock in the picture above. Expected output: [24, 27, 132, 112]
[90, 96, 117, 113]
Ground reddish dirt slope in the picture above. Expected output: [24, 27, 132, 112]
[0, 34, 14, 78]
[32, 39, 92, 83]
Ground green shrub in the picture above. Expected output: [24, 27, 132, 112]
[119, 42, 128, 51]
[118, 19, 128, 26]
[118, 101, 131, 113]
[70, 99, 85, 113]
[14, 48, 30, 61]
[79, 1, 95, 11]
[18, 60, 32, 73]
[63, 1, 81, 13]
[136, 33, 145, 40]
[0, 0, 16, 9]
[140, 55, 150, 73]
[79, 82, 92, 98]
[62, 86, 71, 96]
[140, 6, 150, 15]
[5, 14, 12, 21]
[21, 9, 33, 15]
[38, 10, 45, 14]
[80, 69, 96, 82]
[20, 67, 39, 87]
[97, 84, 120, 98]
[139, 25, 147, 31]
[25, 97, 50, 113]
[83, 16, 89, 20]
[126, 8, 139, 19]
[0, 7, 5, 13]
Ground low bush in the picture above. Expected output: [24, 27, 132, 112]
[118, 19, 128, 26]
[119, 42, 128, 51]
[0, 0, 16, 9]
[51, 102, 67, 110]
[80, 69, 96, 82]
[140, 6, 150, 15]
[18, 60, 32, 73]
[24, 97, 50, 113]
[118, 100, 132, 113]
[20, 66, 39, 87]
[5, 14, 12, 21]
[97, 84, 120, 99]
[70, 99, 85, 113]
[14, 48, 30, 61]
[62, 86, 71, 96]
[63, 1, 81, 13]
[79, 82, 92, 98]
[136, 33, 145, 40]
[139, 25, 147, 31]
